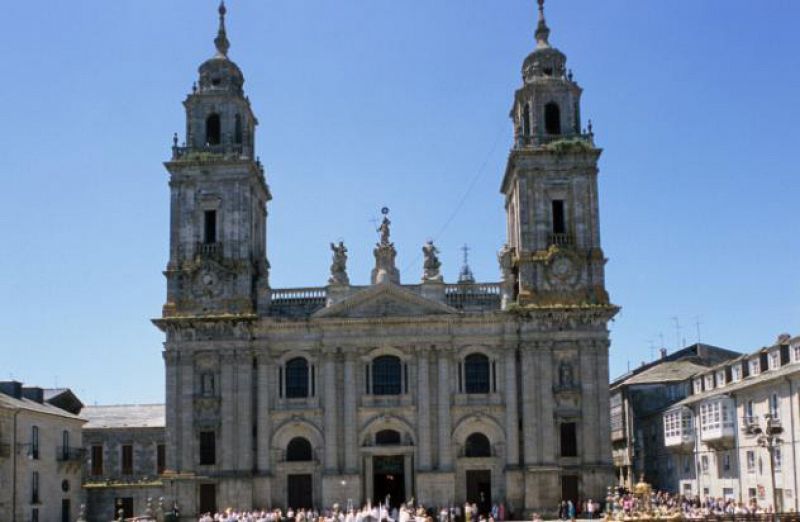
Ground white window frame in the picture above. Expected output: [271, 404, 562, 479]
[750, 358, 761, 376]
[769, 351, 780, 370]
[716, 370, 726, 387]
[746, 450, 755, 473]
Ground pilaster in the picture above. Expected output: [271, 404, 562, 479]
[437, 347, 453, 470]
[256, 356, 271, 473]
[220, 351, 236, 471]
[521, 346, 539, 465]
[179, 352, 195, 471]
[343, 350, 358, 472]
[503, 345, 520, 467]
[416, 346, 432, 470]
[236, 350, 254, 471]
[323, 348, 339, 472]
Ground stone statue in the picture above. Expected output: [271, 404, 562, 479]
[559, 361, 574, 388]
[498, 244, 513, 281]
[422, 240, 443, 282]
[378, 216, 391, 245]
[328, 241, 350, 285]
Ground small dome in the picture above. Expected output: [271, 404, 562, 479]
[522, 46, 567, 83]
[198, 56, 244, 95]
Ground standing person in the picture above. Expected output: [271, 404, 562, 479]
[586, 499, 594, 520]
[566, 500, 575, 522]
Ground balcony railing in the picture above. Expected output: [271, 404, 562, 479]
[171, 143, 247, 161]
[57, 446, 86, 462]
[196, 242, 222, 258]
[516, 132, 595, 149]
[549, 233, 575, 247]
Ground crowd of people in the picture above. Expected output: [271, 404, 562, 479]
[196, 500, 511, 522]
[192, 490, 791, 521]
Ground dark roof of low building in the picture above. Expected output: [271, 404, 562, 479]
[44, 388, 84, 415]
[611, 343, 741, 388]
[82, 404, 165, 429]
[621, 360, 709, 385]
[0, 393, 85, 421]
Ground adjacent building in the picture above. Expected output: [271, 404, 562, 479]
[0, 381, 86, 522]
[610, 344, 740, 490]
[663, 334, 800, 511]
[153, 1, 618, 516]
[82, 404, 166, 521]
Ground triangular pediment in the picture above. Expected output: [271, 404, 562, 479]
[312, 282, 458, 319]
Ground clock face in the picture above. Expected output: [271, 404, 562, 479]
[547, 254, 579, 287]
[194, 268, 222, 297]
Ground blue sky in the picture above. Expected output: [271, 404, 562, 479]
[1, 1, 798, 404]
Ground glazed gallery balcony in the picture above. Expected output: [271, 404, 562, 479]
[699, 397, 736, 447]
[664, 407, 695, 452]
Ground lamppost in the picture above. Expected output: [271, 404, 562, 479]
[744, 412, 783, 520]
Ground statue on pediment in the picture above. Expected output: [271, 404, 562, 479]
[422, 240, 443, 282]
[329, 241, 350, 285]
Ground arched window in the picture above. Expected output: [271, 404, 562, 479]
[234, 114, 243, 145]
[465, 433, 491, 458]
[464, 353, 490, 394]
[286, 437, 313, 462]
[201, 373, 216, 396]
[544, 102, 561, 135]
[205, 113, 221, 145]
[372, 356, 402, 396]
[285, 358, 309, 399]
[375, 430, 402, 446]
[522, 104, 531, 137]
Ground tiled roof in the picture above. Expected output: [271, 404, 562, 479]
[82, 404, 165, 429]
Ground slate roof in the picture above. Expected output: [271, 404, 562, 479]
[82, 404, 165, 429]
[621, 361, 710, 385]
[0, 392, 85, 421]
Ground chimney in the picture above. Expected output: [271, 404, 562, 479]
[0, 381, 23, 399]
[660, 348, 668, 360]
[22, 387, 44, 404]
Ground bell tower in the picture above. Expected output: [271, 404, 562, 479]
[500, 0, 609, 307]
[162, 1, 271, 318]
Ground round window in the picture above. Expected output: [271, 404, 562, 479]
[61, 479, 69, 492]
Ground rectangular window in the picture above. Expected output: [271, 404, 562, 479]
[732, 365, 741, 382]
[199, 431, 216, 465]
[723, 488, 734, 500]
[694, 379, 702, 394]
[746, 450, 755, 473]
[560, 423, 578, 457]
[91, 445, 104, 476]
[716, 370, 725, 386]
[793, 344, 800, 362]
[31, 471, 39, 504]
[705, 374, 714, 390]
[771, 393, 780, 418]
[748, 488, 757, 500]
[775, 448, 783, 472]
[203, 210, 217, 244]
[701, 455, 709, 473]
[723, 453, 731, 471]
[116, 498, 134, 519]
[121, 445, 134, 475]
[551, 200, 566, 234]
[157, 444, 166, 475]
[32, 509, 39, 522]
[683, 456, 690, 474]
[770, 351, 780, 370]
[750, 358, 760, 376]
[31, 426, 39, 460]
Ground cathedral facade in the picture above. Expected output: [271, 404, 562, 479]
[154, 1, 618, 516]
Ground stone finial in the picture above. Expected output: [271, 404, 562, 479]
[422, 240, 443, 282]
[535, 0, 551, 48]
[214, 1, 230, 58]
[371, 208, 400, 284]
[329, 241, 350, 285]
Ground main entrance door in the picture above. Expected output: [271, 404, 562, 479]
[287, 474, 313, 509]
[373, 456, 405, 508]
[466, 470, 491, 514]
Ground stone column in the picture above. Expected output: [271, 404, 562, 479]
[520, 346, 539, 464]
[437, 348, 453, 470]
[595, 340, 613, 464]
[237, 351, 254, 471]
[503, 346, 520, 467]
[417, 347, 432, 470]
[164, 350, 180, 471]
[220, 351, 236, 471]
[404, 454, 413, 500]
[538, 343, 556, 463]
[579, 341, 598, 464]
[256, 356, 272, 473]
[323, 349, 339, 472]
[343, 351, 358, 472]
[180, 352, 195, 471]
[365, 456, 374, 503]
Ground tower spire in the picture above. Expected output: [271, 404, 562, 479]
[535, 0, 551, 49]
[214, 1, 230, 58]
